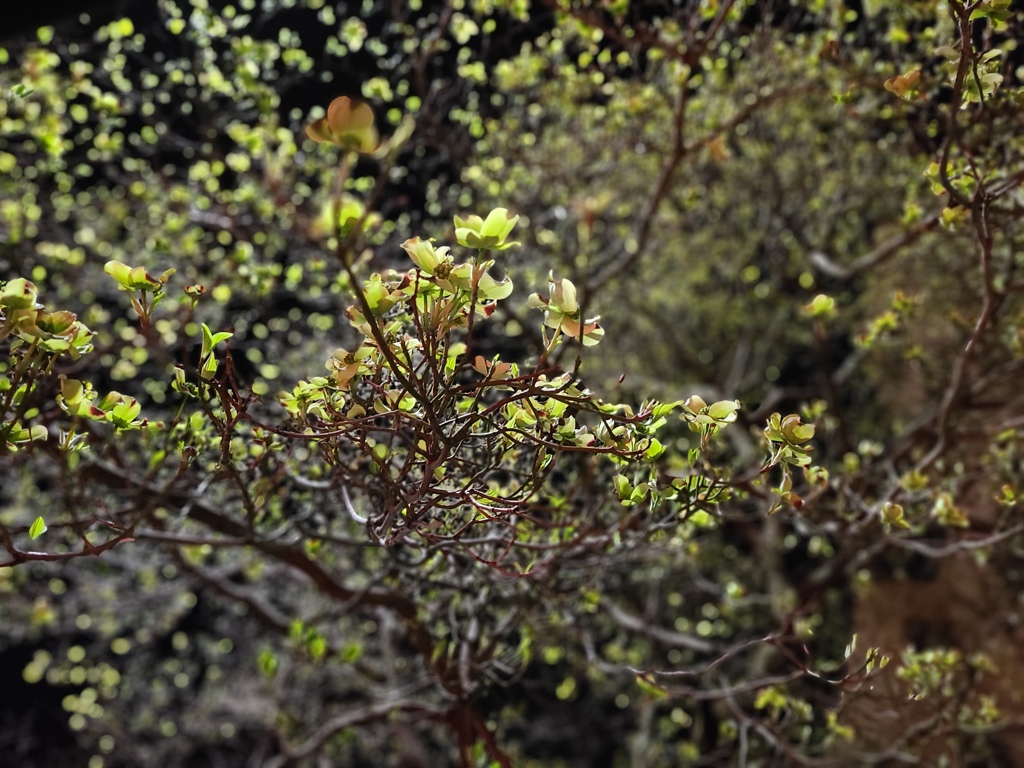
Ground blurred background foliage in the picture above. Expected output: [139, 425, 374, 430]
[2, 1, 1024, 766]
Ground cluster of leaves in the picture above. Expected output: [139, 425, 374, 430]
[1, 278, 95, 451]
[0, 70, 761, 762]
[274, 198, 728, 558]
[404, 0, 1024, 762]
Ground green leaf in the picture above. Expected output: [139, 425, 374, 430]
[881, 502, 910, 530]
[0, 278, 39, 310]
[804, 293, 837, 318]
[635, 675, 668, 699]
[258, 649, 279, 677]
[613, 475, 632, 500]
[104, 260, 161, 291]
[201, 323, 233, 354]
[340, 642, 363, 663]
[8, 423, 48, 446]
[454, 208, 521, 250]
[644, 438, 665, 460]
[708, 400, 740, 421]
[29, 516, 47, 539]
[305, 96, 380, 153]
[109, 18, 135, 39]
[10, 83, 35, 99]
[108, 397, 143, 429]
